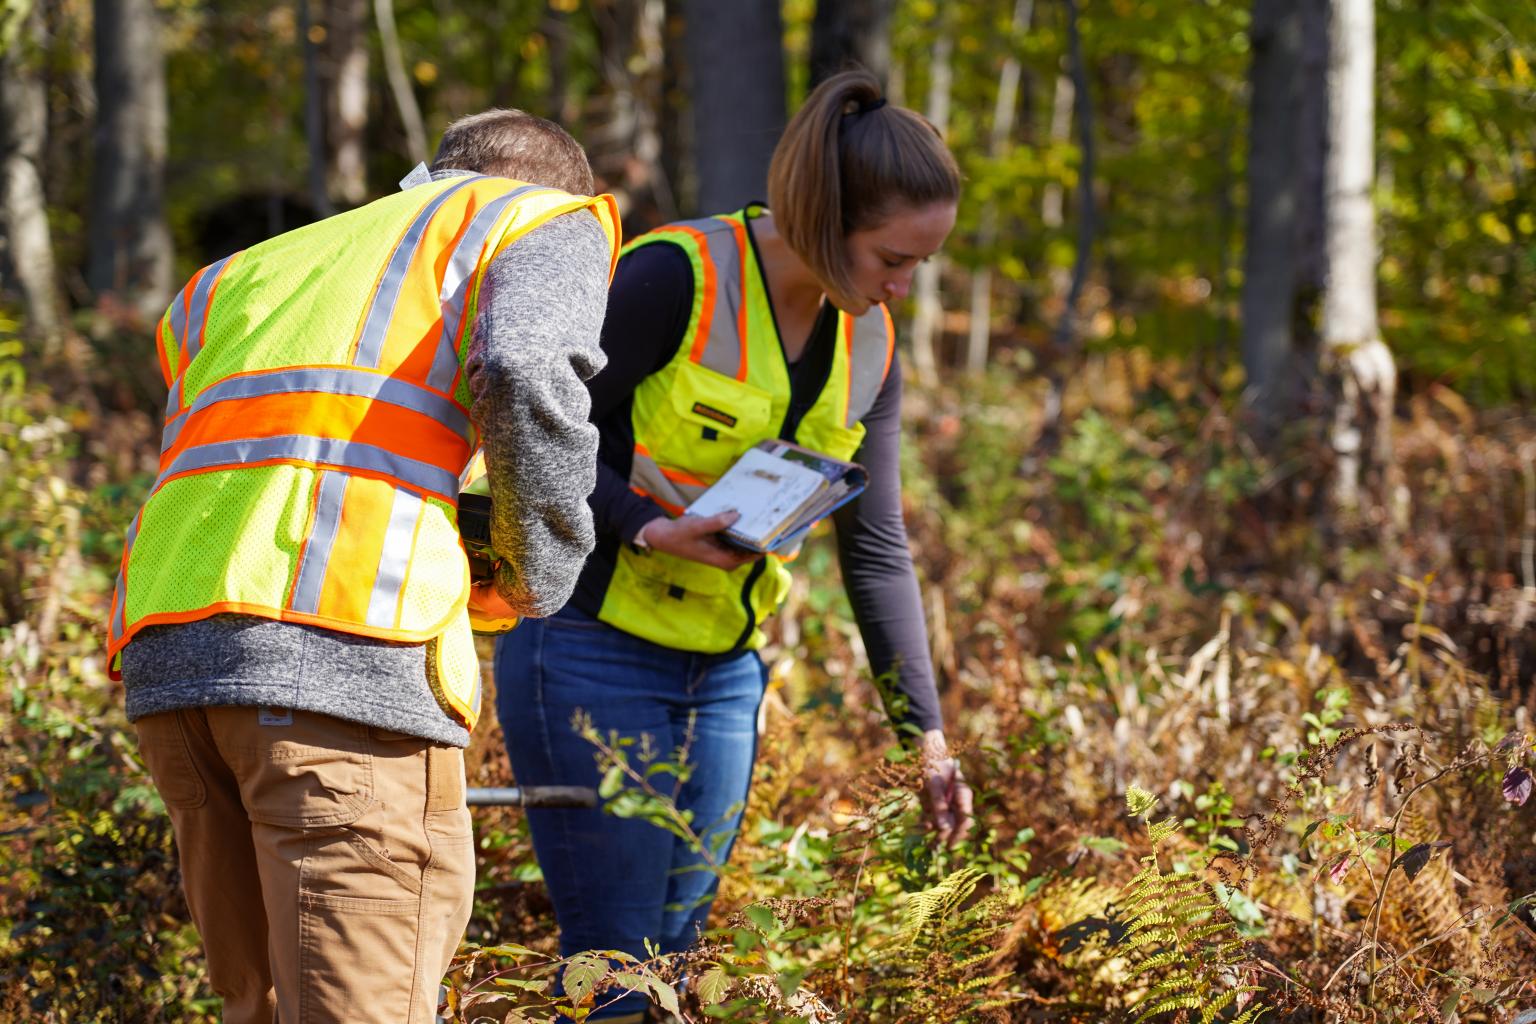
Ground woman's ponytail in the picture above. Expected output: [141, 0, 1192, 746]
[768, 68, 960, 311]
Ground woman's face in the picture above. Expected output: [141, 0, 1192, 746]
[840, 200, 958, 315]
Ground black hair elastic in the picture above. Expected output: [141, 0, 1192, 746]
[860, 98, 888, 114]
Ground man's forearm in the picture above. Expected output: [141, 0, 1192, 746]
[464, 210, 612, 616]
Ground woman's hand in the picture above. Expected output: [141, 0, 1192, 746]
[639, 511, 763, 571]
[919, 729, 973, 848]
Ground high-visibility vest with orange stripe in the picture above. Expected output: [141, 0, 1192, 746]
[108, 175, 621, 729]
[596, 206, 895, 653]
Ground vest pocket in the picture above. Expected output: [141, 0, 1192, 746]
[652, 362, 773, 480]
[621, 546, 737, 598]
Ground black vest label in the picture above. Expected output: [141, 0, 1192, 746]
[691, 402, 738, 428]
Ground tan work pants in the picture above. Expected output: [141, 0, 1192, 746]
[134, 707, 475, 1023]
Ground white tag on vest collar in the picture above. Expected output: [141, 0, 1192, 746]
[399, 162, 433, 191]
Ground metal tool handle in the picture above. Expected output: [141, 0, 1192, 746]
[466, 785, 598, 808]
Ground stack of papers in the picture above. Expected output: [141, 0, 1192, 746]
[684, 440, 868, 554]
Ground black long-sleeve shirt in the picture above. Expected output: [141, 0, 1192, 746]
[570, 235, 943, 733]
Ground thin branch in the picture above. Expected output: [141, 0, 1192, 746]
[1052, 0, 1095, 355]
[374, 0, 427, 163]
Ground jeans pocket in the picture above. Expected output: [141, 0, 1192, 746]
[221, 709, 373, 828]
[134, 711, 207, 809]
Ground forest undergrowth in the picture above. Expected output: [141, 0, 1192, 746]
[2, 333, 1533, 1023]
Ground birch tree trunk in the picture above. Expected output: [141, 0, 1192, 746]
[809, 0, 896, 87]
[375, 0, 428, 165]
[323, 0, 369, 206]
[1040, 69, 1073, 229]
[907, 29, 952, 388]
[0, 0, 65, 347]
[1323, 0, 1396, 514]
[684, 0, 785, 214]
[965, 0, 1033, 375]
[89, 0, 173, 321]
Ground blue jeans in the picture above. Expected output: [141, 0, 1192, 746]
[494, 606, 766, 1019]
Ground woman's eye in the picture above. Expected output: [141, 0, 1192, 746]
[882, 257, 903, 269]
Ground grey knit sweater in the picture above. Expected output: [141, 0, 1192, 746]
[120, 178, 612, 747]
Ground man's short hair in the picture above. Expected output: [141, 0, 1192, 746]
[430, 109, 595, 196]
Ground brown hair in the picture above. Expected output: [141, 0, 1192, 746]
[430, 108, 595, 196]
[767, 68, 960, 310]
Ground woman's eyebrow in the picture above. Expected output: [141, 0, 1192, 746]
[879, 246, 919, 260]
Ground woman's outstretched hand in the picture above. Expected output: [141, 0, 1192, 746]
[920, 728, 974, 848]
[638, 511, 763, 571]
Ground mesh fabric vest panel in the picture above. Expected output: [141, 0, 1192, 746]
[110, 176, 621, 728]
[597, 207, 894, 653]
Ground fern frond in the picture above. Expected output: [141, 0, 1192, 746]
[1199, 987, 1239, 1019]
[1126, 783, 1160, 818]
[899, 865, 985, 943]
[1133, 993, 1203, 1023]
[1132, 949, 1189, 973]
[960, 971, 1014, 992]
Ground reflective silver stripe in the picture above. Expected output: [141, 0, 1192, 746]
[843, 306, 894, 427]
[110, 512, 142, 644]
[164, 377, 183, 423]
[629, 449, 706, 513]
[290, 471, 350, 614]
[167, 291, 188, 363]
[365, 488, 423, 627]
[678, 217, 746, 379]
[183, 254, 236, 363]
[429, 185, 545, 392]
[355, 177, 480, 368]
[160, 367, 472, 455]
[160, 435, 460, 500]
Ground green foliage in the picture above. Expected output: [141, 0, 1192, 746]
[0, 342, 210, 1018]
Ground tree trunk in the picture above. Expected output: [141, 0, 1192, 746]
[1240, 0, 1304, 427]
[1295, 0, 1329, 321]
[298, 0, 335, 219]
[590, 0, 675, 227]
[659, 0, 693, 213]
[907, 29, 952, 388]
[375, 0, 428, 165]
[1052, 0, 1093, 354]
[0, 0, 65, 347]
[683, 0, 785, 214]
[546, 4, 574, 127]
[89, 0, 172, 321]
[965, 0, 1033, 375]
[809, 0, 896, 87]
[1323, 0, 1396, 515]
[323, 0, 369, 206]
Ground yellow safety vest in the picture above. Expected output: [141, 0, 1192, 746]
[596, 206, 894, 652]
[108, 175, 621, 728]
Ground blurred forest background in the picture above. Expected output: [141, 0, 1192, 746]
[2, 0, 1535, 1021]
